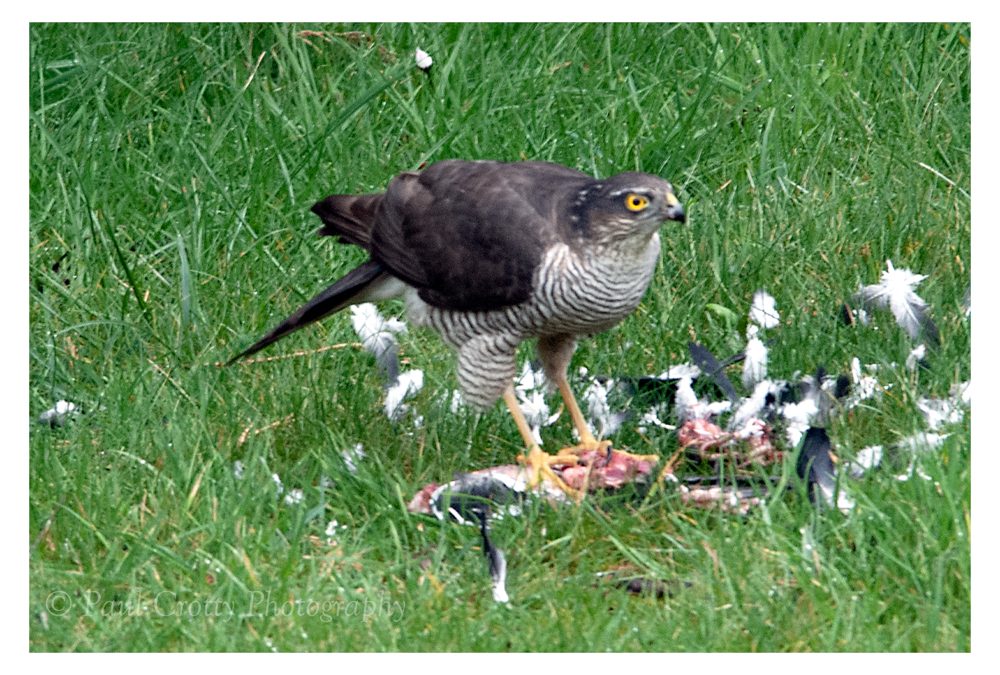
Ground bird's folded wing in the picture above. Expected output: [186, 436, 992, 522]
[370, 161, 587, 312]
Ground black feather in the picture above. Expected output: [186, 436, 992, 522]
[796, 427, 836, 506]
[228, 260, 385, 363]
[688, 341, 739, 403]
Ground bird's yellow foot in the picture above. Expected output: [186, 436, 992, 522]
[558, 437, 613, 458]
[558, 437, 659, 465]
[517, 444, 584, 501]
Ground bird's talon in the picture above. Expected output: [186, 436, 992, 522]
[518, 446, 583, 499]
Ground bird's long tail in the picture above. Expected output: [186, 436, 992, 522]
[229, 260, 385, 363]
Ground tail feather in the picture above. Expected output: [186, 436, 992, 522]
[229, 260, 385, 363]
[311, 193, 381, 249]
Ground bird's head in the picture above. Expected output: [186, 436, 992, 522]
[570, 172, 686, 248]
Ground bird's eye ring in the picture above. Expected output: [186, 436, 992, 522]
[624, 194, 649, 212]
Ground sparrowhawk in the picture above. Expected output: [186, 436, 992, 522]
[233, 159, 686, 495]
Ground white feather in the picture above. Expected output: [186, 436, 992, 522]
[637, 406, 676, 433]
[729, 379, 780, 430]
[742, 325, 769, 389]
[674, 376, 700, 422]
[855, 259, 930, 340]
[905, 343, 927, 371]
[847, 445, 883, 478]
[350, 303, 406, 345]
[415, 48, 433, 70]
[658, 363, 702, 380]
[490, 549, 509, 603]
[582, 378, 626, 438]
[350, 303, 407, 380]
[38, 399, 79, 426]
[749, 289, 780, 329]
[844, 357, 881, 410]
[341, 443, 366, 474]
[513, 362, 560, 444]
[675, 376, 731, 421]
[781, 398, 819, 448]
[384, 369, 423, 421]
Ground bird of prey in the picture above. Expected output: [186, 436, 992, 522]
[233, 159, 686, 497]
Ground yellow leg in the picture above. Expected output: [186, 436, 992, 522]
[555, 374, 602, 449]
[553, 375, 659, 464]
[502, 387, 581, 498]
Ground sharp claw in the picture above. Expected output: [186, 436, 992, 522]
[518, 446, 583, 500]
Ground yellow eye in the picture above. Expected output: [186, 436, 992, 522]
[624, 193, 649, 212]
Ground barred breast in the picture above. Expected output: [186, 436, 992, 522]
[412, 234, 662, 347]
[399, 236, 661, 408]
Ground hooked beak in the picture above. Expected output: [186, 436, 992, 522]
[664, 191, 686, 223]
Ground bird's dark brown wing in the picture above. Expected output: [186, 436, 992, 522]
[369, 160, 593, 312]
[311, 193, 382, 249]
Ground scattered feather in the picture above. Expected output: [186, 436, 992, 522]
[796, 427, 854, 514]
[658, 363, 701, 380]
[840, 302, 871, 328]
[233, 460, 245, 480]
[906, 343, 927, 371]
[341, 443, 366, 474]
[781, 398, 820, 449]
[749, 290, 780, 329]
[350, 303, 407, 384]
[896, 465, 935, 483]
[897, 431, 949, 454]
[38, 399, 79, 427]
[916, 381, 970, 431]
[514, 360, 547, 393]
[325, 519, 347, 544]
[952, 380, 971, 406]
[847, 445, 883, 479]
[447, 389, 466, 414]
[476, 512, 509, 603]
[844, 357, 881, 410]
[742, 325, 769, 389]
[384, 369, 424, 421]
[675, 376, 731, 422]
[729, 379, 780, 431]
[688, 341, 739, 403]
[518, 391, 554, 445]
[854, 259, 938, 343]
[582, 378, 627, 438]
[917, 396, 965, 431]
[513, 362, 560, 444]
[893, 432, 949, 481]
[414, 47, 433, 71]
[800, 526, 819, 566]
[637, 406, 675, 433]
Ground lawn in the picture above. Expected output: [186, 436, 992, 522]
[28, 22, 970, 651]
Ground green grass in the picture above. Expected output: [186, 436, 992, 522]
[29, 23, 970, 651]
